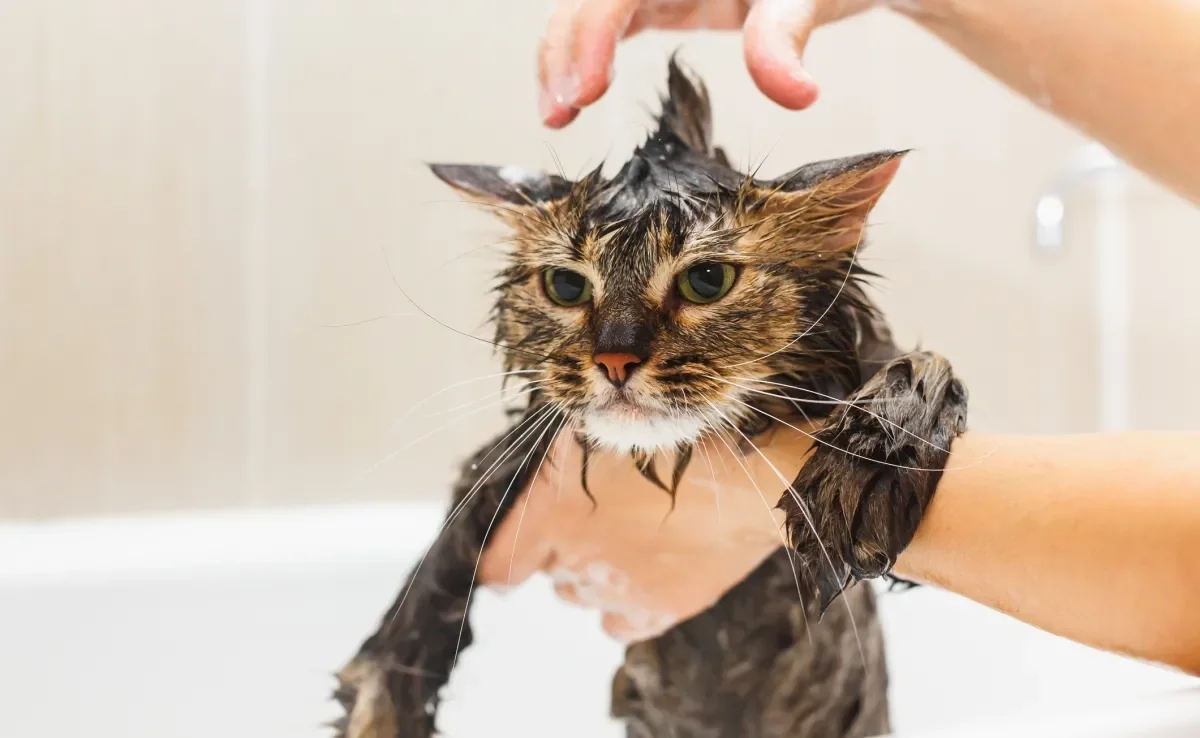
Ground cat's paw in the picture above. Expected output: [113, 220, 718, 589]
[332, 654, 434, 738]
[781, 351, 968, 613]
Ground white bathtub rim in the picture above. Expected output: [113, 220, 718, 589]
[0, 502, 446, 585]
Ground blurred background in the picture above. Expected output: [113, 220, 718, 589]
[4, 0, 1200, 520]
[1, 2, 1198, 737]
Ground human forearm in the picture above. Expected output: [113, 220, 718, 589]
[895, 431, 1200, 675]
[905, 0, 1200, 203]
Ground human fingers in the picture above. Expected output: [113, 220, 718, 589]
[538, 0, 639, 127]
[478, 481, 560, 592]
[742, 0, 822, 110]
[601, 609, 680, 643]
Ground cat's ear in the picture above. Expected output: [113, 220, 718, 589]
[751, 150, 908, 251]
[428, 163, 573, 207]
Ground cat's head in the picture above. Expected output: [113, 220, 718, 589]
[430, 59, 904, 454]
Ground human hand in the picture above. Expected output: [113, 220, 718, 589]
[478, 422, 815, 643]
[537, 0, 897, 128]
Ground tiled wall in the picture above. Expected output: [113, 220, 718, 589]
[2, 1, 1196, 519]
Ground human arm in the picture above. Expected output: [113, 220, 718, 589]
[480, 427, 1200, 675]
[537, 0, 1200, 203]
[896, 430, 1200, 676]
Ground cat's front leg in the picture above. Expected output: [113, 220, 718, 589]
[331, 522, 475, 738]
[331, 412, 557, 738]
[782, 351, 969, 613]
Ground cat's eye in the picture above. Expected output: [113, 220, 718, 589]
[543, 268, 592, 307]
[676, 262, 736, 304]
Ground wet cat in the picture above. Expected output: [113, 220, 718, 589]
[331, 58, 968, 738]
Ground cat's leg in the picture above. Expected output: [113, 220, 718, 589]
[784, 350, 969, 613]
[610, 551, 890, 738]
[610, 350, 965, 738]
[331, 411, 560, 738]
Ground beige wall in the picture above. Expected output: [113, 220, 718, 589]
[2, 1, 1197, 519]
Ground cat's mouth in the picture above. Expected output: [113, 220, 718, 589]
[583, 390, 713, 454]
[593, 391, 647, 414]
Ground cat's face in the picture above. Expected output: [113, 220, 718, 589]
[431, 152, 902, 455]
[491, 191, 801, 452]
[429, 60, 901, 454]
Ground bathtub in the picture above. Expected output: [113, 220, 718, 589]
[2, 503, 1197, 738]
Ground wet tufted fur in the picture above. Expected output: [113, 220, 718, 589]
[330, 58, 968, 738]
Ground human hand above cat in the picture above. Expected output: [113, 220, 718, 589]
[478, 421, 815, 643]
[537, 0, 895, 128]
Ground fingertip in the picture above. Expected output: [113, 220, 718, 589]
[747, 58, 821, 111]
[601, 612, 638, 642]
[537, 1, 579, 127]
[543, 0, 634, 122]
[479, 549, 542, 591]
[540, 96, 580, 129]
[479, 518, 550, 590]
[742, 0, 822, 111]
[601, 610, 677, 644]
[568, 27, 617, 109]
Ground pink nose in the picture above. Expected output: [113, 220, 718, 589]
[593, 353, 642, 385]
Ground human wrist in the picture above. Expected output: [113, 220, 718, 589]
[890, 430, 993, 585]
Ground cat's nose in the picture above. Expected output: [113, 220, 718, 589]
[593, 353, 642, 387]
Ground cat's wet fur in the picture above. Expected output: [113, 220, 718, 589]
[331, 57, 968, 738]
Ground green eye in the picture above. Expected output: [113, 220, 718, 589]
[543, 268, 592, 306]
[677, 262, 736, 304]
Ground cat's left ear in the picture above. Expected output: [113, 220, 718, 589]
[752, 150, 908, 251]
[428, 163, 573, 207]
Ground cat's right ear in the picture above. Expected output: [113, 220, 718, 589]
[428, 164, 573, 207]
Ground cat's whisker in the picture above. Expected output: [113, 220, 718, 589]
[705, 401, 866, 667]
[703, 425, 814, 648]
[433, 237, 522, 270]
[431, 197, 558, 236]
[351, 387, 541, 493]
[381, 403, 560, 630]
[719, 232, 865, 370]
[506, 405, 571, 586]
[729, 396, 967, 473]
[725, 387, 869, 406]
[377, 241, 568, 367]
[395, 369, 543, 425]
[728, 378, 949, 453]
[315, 313, 418, 329]
[453, 406, 563, 671]
[431, 405, 559, 555]
[695, 436, 723, 531]
[789, 398, 1001, 474]
[553, 417, 578, 504]
[543, 141, 568, 182]
[419, 378, 551, 419]
[680, 386, 722, 529]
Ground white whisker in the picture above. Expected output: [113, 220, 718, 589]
[454, 407, 562, 670]
[507, 406, 570, 585]
[315, 313, 418, 328]
[727, 397, 973, 473]
[394, 369, 542, 425]
[704, 401, 866, 666]
[720, 233, 865, 369]
[382, 403, 559, 629]
[420, 378, 551, 419]
[343, 388, 541, 496]
[696, 435, 722, 530]
[553, 418, 577, 504]
[704, 427, 813, 646]
[728, 378, 947, 453]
